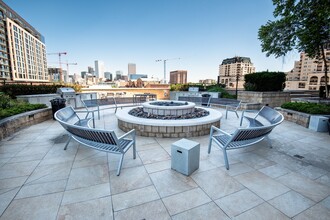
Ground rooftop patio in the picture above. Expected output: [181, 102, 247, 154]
[0, 107, 330, 219]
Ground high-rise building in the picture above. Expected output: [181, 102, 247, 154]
[115, 70, 123, 80]
[219, 56, 255, 89]
[285, 47, 330, 91]
[169, 70, 187, 84]
[104, 72, 112, 81]
[128, 63, 136, 78]
[0, 1, 48, 82]
[94, 60, 105, 79]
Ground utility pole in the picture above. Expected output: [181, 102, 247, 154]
[156, 58, 180, 84]
[47, 52, 67, 82]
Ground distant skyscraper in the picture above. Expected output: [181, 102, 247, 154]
[169, 70, 187, 84]
[88, 66, 94, 74]
[94, 60, 105, 78]
[128, 63, 136, 78]
[0, 1, 48, 82]
[219, 56, 255, 89]
[104, 72, 112, 81]
[115, 70, 123, 80]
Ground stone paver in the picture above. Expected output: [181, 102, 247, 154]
[1, 107, 330, 219]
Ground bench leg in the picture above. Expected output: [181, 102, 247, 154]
[117, 154, 124, 176]
[208, 138, 213, 154]
[133, 143, 136, 159]
[265, 135, 272, 148]
[235, 111, 239, 118]
[223, 149, 230, 170]
[64, 135, 72, 150]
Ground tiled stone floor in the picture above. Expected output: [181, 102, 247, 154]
[0, 107, 330, 220]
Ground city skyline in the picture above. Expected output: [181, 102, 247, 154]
[3, 0, 300, 82]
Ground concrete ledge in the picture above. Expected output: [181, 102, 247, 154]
[275, 107, 310, 128]
[0, 108, 52, 140]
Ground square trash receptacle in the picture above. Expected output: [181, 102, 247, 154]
[171, 138, 200, 176]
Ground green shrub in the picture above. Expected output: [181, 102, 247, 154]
[0, 93, 12, 109]
[244, 71, 286, 91]
[0, 83, 82, 99]
[281, 102, 330, 114]
[0, 100, 47, 120]
[207, 85, 236, 99]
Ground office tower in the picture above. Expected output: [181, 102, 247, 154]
[88, 66, 94, 74]
[128, 63, 136, 78]
[104, 72, 112, 81]
[219, 56, 255, 89]
[94, 60, 105, 79]
[169, 70, 187, 84]
[285, 47, 330, 90]
[48, 68, 60, 82]
[81, 71, 87, 79]
[0, 1, 48, 82]
[115, 70, 123, 80]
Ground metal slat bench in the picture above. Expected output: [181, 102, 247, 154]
[55, 106, 136, 176]
[81, 97, 138, 120]
[208, 107, 283, 170]
[178, 96, 211, 107]
[240, 106, 284, 127]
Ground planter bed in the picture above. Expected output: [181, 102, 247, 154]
[0, 108, 52, 140]
[275, 107, 311, 128]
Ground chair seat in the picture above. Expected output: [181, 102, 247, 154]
[243, 116, 264, 127]
[73, 136, 133, 154]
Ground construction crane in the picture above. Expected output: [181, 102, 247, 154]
[63, 61, 77, 82]
[47, 52, 67, 82]
[156, 57, 180, 84]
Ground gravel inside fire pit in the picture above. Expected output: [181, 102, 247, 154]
[128, 107, 210, 120]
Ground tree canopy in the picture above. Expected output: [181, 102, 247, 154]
[258, 0, 330, 97]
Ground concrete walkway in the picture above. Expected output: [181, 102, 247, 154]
[0, 107, 329, 219]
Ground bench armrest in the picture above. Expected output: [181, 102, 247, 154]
[240, 110, 259, 126]
[74, 109, 96, 128]
[118, 129, 136, 140]
[210, 125, 231, 136]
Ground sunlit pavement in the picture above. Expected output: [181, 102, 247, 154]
[1, 107, 330, 219]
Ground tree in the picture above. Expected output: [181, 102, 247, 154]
[258, 0, 330, 97]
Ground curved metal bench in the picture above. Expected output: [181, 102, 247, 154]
[55, 106, 136, 176]
[240, 106, 284, 127]
[208, 107, 283, 170]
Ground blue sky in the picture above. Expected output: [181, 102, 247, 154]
[4, 0, 299, 82]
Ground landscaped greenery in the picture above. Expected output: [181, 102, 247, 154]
[281, 102, 330, 115]
[0, 83, 82, 99]
[0, 94, 47, 120]
[244, 71, 286, 91]
[258, 0, 330, 97]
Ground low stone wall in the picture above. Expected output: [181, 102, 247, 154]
[0, 108, 53, 140]
[238, 91, 291, 108]
[118, 119, 220, 138]
[275, 107, 310, 128]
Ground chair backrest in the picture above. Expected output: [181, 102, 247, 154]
[178, 96, 202, 104]
[231, 124, 275, 142]
[55, 107, 121, 148]
[66, 123, 119, 146]
[231, 100, 242, 110]
[257, 106, 284, 125]
[82, 97, 117, 107]
[54, 106, 79, 123]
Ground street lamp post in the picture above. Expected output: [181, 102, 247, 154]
[235, 67, 243, 97]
